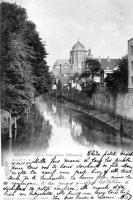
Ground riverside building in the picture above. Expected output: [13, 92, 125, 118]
[52, 40, 119, 84]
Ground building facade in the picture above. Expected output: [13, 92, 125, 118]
[128, 38, 133, 91]
[52, 40, 90, 84]
[52, 40, 119, 84]
[69, 40, 88, 71]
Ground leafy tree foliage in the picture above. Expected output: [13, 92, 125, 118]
[1, 2, 27, 70]
[1, 2, 29, 113]
[105, 56, 128, 95]
[21, 21, 51, 94]
[80, 78, 96, 97]
[1, 2, 51, 114]
[78, 59, 100, 97]
[81, 59, 101, 79]
[1, 33, 35, 113]
[57, 80, 63, 95]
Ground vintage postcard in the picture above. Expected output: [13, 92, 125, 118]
[1, 0, 133, 199]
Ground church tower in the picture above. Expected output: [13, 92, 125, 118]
[70, 40, 87, 73]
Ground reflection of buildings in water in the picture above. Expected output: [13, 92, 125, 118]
[52, 104, 57, 113]
[50, 102, 70, 129]
[71, 119, 82, 137]
[65, 114, 70, 126]
[36, 100, 71, 133]
[70, 117, 101, 147]
[56, 103, 64, 126]
[32, 98, 90, 153]
[79, 137, 90, 146]
[70, 119, 91, 147]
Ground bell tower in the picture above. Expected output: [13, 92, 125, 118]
[70, 40, 87, 72]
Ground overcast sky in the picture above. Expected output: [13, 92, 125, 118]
[6, 0, 133, 68]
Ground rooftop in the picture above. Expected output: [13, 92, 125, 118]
[54, 59, 70, 66]
[100, 58, 119, 70]
[71, 40, 87, 52]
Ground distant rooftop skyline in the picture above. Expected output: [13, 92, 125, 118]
[6, 0, 133, 69]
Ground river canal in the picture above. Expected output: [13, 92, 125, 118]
[2, 96, 133, 162]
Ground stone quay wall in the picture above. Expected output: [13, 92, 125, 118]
[90, 88, 133, 120]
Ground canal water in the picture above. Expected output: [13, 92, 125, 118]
[2, 96, 133, 162]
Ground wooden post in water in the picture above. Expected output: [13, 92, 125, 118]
[9, 112, 12, 139]
[14, 117, 17, 139]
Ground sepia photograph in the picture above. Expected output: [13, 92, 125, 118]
[0, 0, 133, 199]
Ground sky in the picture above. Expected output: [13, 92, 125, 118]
[5, 0, 133, 69]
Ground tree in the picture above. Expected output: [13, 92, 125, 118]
[80, 78, 96, 97]
[1, 2, 31, 114]
[57, 80, 63, 96]
[1, 2, 27, 73]
[81, 59, 101, 79]
[105, 56, 128, 95]
[1, 33, 35, 114]
[79, 59, 100, 97]
[1, 2, 52, 115]
[21, 21, 51, 95]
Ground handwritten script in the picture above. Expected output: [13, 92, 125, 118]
[3, 149, 133, 200]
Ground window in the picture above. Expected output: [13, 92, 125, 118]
[131, 45, 133, 54]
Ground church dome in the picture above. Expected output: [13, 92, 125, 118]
[71, 40, 87, 52]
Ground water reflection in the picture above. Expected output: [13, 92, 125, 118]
[35, 98, 87, 154]
[2, 105, 52, 155]
[2, 96, 133, 161]
[69, 113, 127, 149]
[35, 97, 133, 153]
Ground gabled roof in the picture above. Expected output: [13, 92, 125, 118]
[54, 59, 69, 66]
[100, 59, 119, 71]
